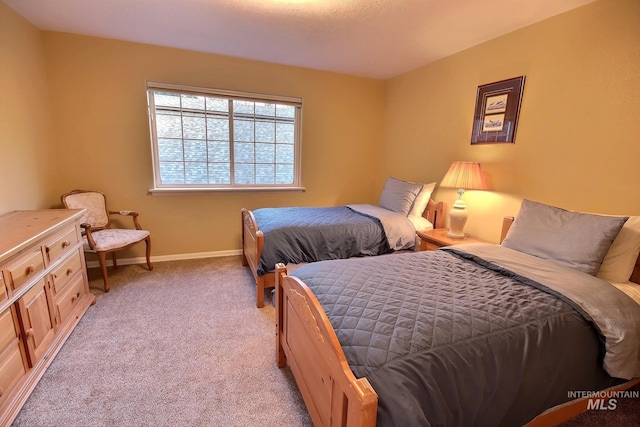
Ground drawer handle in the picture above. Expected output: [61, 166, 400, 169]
[54, 268, 74, 280]
[71, 292, 81, 303]
[62, 240, 70, 248]
[25, 265, 34, 275]
[26, 328, 34, 337]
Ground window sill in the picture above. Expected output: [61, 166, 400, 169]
[148, 187, 306, 195]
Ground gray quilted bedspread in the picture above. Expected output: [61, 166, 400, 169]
[291, 249, 628, 427]
[253, 206, 390, 276]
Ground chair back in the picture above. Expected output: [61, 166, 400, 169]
[61, 190, 111, 229]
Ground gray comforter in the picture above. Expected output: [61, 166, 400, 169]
[253, 205, 415, 276]
[291, 245, 640, 427]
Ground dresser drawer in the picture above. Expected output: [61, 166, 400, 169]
[54, 274, 86, 326]
[0, 275, 7, 304]
[50, 249, 83, 295]
[44, 226, 78, 265]
[0, 341, 27, 403]
[0, 310, 18, 351]
[5, 250, 45, 291]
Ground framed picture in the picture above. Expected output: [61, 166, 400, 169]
[470, 76, 525, 144]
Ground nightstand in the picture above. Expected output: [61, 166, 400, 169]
[417, 228, 488, 251]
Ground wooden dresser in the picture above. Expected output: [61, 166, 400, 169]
[0, 210, 95, 425]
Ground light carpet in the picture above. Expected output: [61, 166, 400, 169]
[12, 256, 313, 427]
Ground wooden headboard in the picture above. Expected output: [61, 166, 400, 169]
[424, 199, 446, 230]
[501, 216, 640, 285]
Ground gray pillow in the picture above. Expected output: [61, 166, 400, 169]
[378, 177, 423, 216]
[502, 199, 628, 276]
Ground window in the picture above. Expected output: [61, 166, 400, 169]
[146, 82, 303, 193]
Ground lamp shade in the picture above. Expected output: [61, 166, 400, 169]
[441, 161, 486, 239]
[441, 161, 487, 191]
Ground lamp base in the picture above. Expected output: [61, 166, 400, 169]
[447, 200, 468, 239]
[447, 230, 467, 239]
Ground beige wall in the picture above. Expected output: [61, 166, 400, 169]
[383, 0, 640, 242]
[40, 32, 385, 258]
[0, 2, 56, 212]
[2, 0, 639, 259]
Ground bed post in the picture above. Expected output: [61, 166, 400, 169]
[501, 216, 515, 243]
[275, 263, 287, 368]
[241, 208, 248, 266]
[241, 208, 270, 308]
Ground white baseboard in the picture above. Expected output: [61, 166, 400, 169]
[85, 249, 243, 269]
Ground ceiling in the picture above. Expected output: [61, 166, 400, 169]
[4, 0, 595, 79]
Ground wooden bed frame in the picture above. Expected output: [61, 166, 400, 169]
[241, 199, 446, 308]
[275, 216, 640, 427]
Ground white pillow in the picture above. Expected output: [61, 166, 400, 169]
[597, 216, 640, 283]
[409, 182, 437, 218]
[408, 215, 432, 231]
[378, 177, 423, 216]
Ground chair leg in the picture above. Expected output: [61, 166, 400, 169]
[111, 252, 118, 268]
[98, 252, 110, 292]
[145, 237, 153, 271]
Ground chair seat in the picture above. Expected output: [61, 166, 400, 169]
[82, 229, 150, 252]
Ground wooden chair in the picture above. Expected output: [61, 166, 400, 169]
[61, 189, 153, 292]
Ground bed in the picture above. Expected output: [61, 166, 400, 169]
[242, 178, 446, 307]
[275, 199, 640, 427]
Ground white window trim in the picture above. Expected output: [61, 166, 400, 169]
[146, 81, 303, 193]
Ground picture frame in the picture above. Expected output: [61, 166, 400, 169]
[470, 76, 525, 144]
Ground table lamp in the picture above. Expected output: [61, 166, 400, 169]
[440, 161, 487, 239]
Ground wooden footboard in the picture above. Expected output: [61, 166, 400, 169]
[275, 264, 377, 427]
[241, 208, 274, 308]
